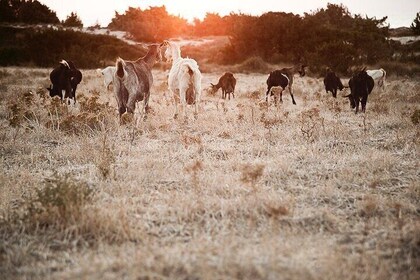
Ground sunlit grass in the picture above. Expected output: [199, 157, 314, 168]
[0, 66, 419, 279]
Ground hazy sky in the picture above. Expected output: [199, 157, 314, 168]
[38, 0, 419, 28]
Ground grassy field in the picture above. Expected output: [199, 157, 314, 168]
[0, 66, 419, 279]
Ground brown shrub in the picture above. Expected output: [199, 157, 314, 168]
[358, 195, 380, 218]
[234, 57, 271, 73]
[264, 203, 289, 217]
[27, 174, 94, 229]
[370, 102, 390, 114]
[411, 109, 420, 125]
[44, 92, 116, 134]
[180, 133, 202, 148]
[260, 113, 283, 128]
[299, 107, 323, 142]
[249, 90, 262, 100]
[240, 163, 265, 190]
[6, 90, 37, 127]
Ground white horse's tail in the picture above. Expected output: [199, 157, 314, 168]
[380, 68, 387, 89]
[380, 68, 386, 80]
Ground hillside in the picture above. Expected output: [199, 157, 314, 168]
[0, 25, 145, 68]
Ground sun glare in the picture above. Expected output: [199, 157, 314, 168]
[150, 0, 235, 21]
[39, 0, 418, 27]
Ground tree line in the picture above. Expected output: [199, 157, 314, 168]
[109, 4, 419, 73]
[0, 1, 418, 74]
[0, 0, 83, 27]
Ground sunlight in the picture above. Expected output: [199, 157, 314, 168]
[38, 0, 418, 27]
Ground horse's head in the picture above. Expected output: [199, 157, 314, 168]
[163, 43, 173, 63]
[161, 41, 180, 63]
[147, 44, 163, 62]
[298, 64, 308, 77]
[209, 83, 219, 95]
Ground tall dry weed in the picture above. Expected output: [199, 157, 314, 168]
[299, 107, 323, 142]
[1, 174, 132, 246]
[185, 160, 204, 189]
[95, 134, 116, 179]
[28, 174, 94, 228]
[7, 90, 36, 127]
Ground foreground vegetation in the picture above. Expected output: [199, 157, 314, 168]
[0, 67, 419, 279]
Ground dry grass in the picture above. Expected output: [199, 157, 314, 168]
[0, 66, 419, 279]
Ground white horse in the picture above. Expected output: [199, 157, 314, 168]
[162, 41, 202, 120]
[366, 68, 386, 91]
[101, 66, 115, 90]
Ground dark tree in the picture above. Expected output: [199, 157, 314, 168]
[108, 6, 189, 42]
[220, 3, 391, 73]
[410, 12, 420, 35]
[193, 13, 227, 36]
[17, 0, 59, 24]
[63, 12, 83, 28]
[0, 0, 17, 22]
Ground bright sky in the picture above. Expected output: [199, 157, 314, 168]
[38, 0, 419, 28]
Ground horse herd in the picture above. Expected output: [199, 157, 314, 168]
[46, 40, 387, 121]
